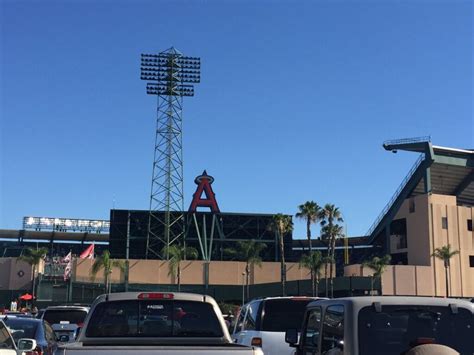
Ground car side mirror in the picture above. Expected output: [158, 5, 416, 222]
[58, 334, 70, 342]
[285, 328, 298, 347]
[17, 338, 37, 352]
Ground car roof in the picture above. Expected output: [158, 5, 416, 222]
[307, 296, 474, 309]
[94, 291, 217, 303]
[45, 306, 89, 310]
[1, 315, 43, 323]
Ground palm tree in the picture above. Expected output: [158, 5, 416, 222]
[432, 244, 459, 297]
[321, 223, 344, 298]
[319, 204, 344, 297]
[225, 240, 266, 300]
[91, 250, 126, 294]
[299, 251, 325, 296]
[17, 247, 49, 299]
[362, 255, 391, 295]
[295, 201, 321, 251]
[273, 213, 293, 296]
[162, 244, 198, 291]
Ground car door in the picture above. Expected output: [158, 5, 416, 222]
[0, 321, 17, 355]
[299, 306, 322, 355]
[320, 305, 344, 355]
[232, 304, 249, 343]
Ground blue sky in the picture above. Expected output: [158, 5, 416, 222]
[1, 0, 472, 239]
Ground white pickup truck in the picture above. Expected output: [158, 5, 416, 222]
[55, 292, 263, 355]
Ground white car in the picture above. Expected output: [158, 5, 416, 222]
[232, 297, 325, 355]
[0, 319, 37, 355]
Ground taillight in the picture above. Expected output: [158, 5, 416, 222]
[25, 346, 43, 355]
[138, 292, 174, 300]
[251, 337, 262, 347]
[77, 322, 84, 327]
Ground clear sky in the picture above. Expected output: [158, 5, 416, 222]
[1, 0, 472, 239]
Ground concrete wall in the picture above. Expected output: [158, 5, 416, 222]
[0, 258, 35, 291]
[351, 193, 474, 297]
[73, 259, 312, 286]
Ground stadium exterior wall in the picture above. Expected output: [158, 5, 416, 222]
[346, 193, 474, 297]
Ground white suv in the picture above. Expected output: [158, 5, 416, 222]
[232, 297, 325, 355]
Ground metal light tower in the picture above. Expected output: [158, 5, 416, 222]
[140, 47, 200, 259]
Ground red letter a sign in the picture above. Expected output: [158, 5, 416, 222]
[188, 170, 220, 213]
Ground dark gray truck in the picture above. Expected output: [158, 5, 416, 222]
[55, 292, 263, 355]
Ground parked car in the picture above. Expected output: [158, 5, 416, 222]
[41, 306, 89, 343]
[1, 316, 58, 355]
[57, 291, 263, 355]
[2, 312, 33, 319]
[0, 319, 37, 355]
[285, 296, 474, 355]
[232, 297, 325, 355]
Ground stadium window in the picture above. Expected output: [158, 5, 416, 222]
[468, 219, 473, 232]
[409, 199, 415, 213]
[470, 256, 474, 268]
[442, 217, 448, 230]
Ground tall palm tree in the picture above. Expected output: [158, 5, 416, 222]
[299, 251, 324, 297]
[295, 201, 321, 251]
[321, 223, 344, 298]
[225, 240, 266, 300]
[91, 250, 126, 294]
[273, 213, 293, 296]
[432, 244, 459, 297]
[162, 244, 198, 291]
[362, 255, 391, 295]
[319, 204, 344, 297]
[17, 247, 49, 299]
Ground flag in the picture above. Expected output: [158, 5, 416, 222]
[62, 252, 72, 264]
[64, 261, 72, 281]
[79, 244, 95, 259]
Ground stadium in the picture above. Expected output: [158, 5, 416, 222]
[1, 137, 472, 306]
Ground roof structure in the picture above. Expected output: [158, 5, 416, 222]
[367, 137, 474, 243]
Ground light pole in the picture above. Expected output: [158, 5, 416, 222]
[241, 272, 246, 306]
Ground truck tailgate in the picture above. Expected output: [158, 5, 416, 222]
[57, 344, 259, 355]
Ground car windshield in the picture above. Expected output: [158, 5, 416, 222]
[358, 305, 474, 355]
[43, 309, 87, 325]
[85, 300, 224, 338]
[3, 318, 38, 342]
[261, 299, 313, 332]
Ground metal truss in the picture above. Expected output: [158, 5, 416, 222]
[140, 47, 200, 259]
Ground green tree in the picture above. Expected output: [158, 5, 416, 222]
[162, 244, 199, 291]
[319, 204, 344, 297]
[299, 251, 325, 297]
[321, 223, 344, 298]
[362, 255, 391, 295]
[91, 250, 126, 294]
[17, 247, 49, 299]
[225, 240, 266, 300]
[432, 244, 459, 297]
[273, 213, 293, 296]
[295, 201, 321, 251]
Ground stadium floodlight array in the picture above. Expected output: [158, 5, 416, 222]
[23, 216, 110, 233]
[140, 53, 200, 97]
[139, 47, 201, 260]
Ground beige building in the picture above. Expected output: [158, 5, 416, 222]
[346, 140, 474, 297]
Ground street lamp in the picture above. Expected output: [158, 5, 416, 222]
[241, 272, 246, 306]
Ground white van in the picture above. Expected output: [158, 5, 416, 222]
[232, 297, 324, 355]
